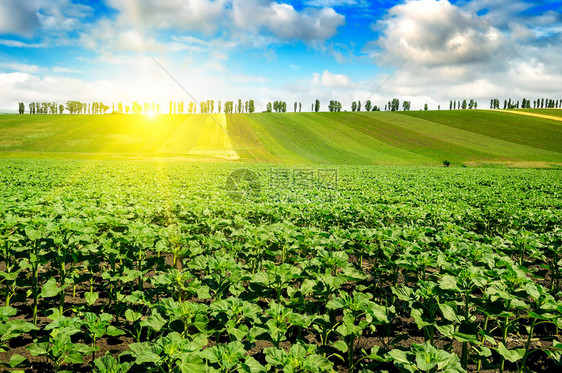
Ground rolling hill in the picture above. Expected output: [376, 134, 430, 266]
[0, 110, 561, 166]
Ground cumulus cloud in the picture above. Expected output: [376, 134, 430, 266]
[232, 0, 345, 41]
[105, 0, 227, 35]
[373, 0, 507, 67]
[365, 0, 562, 106]
[0, 0, 40, 37]
[312, 70, 352, 88]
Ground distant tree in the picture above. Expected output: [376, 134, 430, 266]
[451, 100, 454, 110]
[117, 102, 123, 114]
[59, 104, 64, 114]
[18, 102, 24, 114]
[125, 105, 130, 114]
[424, 103, 428, 111]
[351, 102, 357, 112]
[329, 100, 341, 112]
[503, 100, 507, 109]
[237, 99, 242, 113]
[391, 98, 400, 111]
[311, 103, 314, 112]
[314, 99, 320, 112]
[357, 101, 361, 111]
[294, 102, 297, 112]
[462, 100, 467, 110]
[457, 101, 460, 110]
[402, 101, 411, 111]
[299, 102, 302, 112]
[267, 102, 272, 112]
[365, 100, 372, 111]
[453, 101, 456, 110]
[218, 100, 222, 113]
[211, 100, 215, 113]
[468, 99, 474, 109]
[65, 101, 83, 114]
[474, 101, 477, 109]
[245, 101, 248, 113]
[249, 100, 255, 113]
[438, 105, 440, 110]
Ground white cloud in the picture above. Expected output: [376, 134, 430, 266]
[0, 0, 39, 37]
[232, 0, 345, 41]
[373, 0, 507, 67]
[52, 66, 83, 74]
[105, 0, 227, 35]
[0, 72, 122, 110]
[364, 0, 562, 107]
[0, 39, 45, 48]
[312, 70, 352, 88]
[0, 62, 40, 74]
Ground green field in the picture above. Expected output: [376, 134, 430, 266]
[1, 110, 562, 372]
[1, 160, 561, 372]
[1, 110, 561, 166]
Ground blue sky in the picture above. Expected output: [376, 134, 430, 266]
[1, 0, 561, 112]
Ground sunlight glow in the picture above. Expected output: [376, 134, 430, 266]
[146, 110, 158, 119]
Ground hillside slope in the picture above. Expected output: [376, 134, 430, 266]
[1, 110, 561, 166]
[228, 110, 562, 165]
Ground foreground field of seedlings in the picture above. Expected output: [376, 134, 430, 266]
[0, 159, 561, 372]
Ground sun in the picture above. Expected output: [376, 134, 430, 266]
[146, 110, 158, 119]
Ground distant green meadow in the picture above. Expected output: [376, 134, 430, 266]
[1, 109, 561, 166]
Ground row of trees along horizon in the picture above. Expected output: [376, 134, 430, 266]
[16, 97, 562, 115]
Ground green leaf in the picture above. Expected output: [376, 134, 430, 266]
[439, 303, 458, 323]
[39, 277, 64, 298]
[264, 347, 286, 366]
[332, 340, 348, 353]
[140, 311, 166, 332]
[496, 343, 525, 363]
[7, 354, 27, 368]
[177, 353, 206, 373]
[124, 309, 141, 322]
[85, 291, 99, 305]
[63, 351, 84, 365]
[411, 308, 430, 329]
[240, 356, 266, 373]
[0, 306, 17, 319]
[385, 349, 410, 365]
[440, 275, 460, 292]
[106, 325, 125, 337]
[27, 342, 49, 357]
